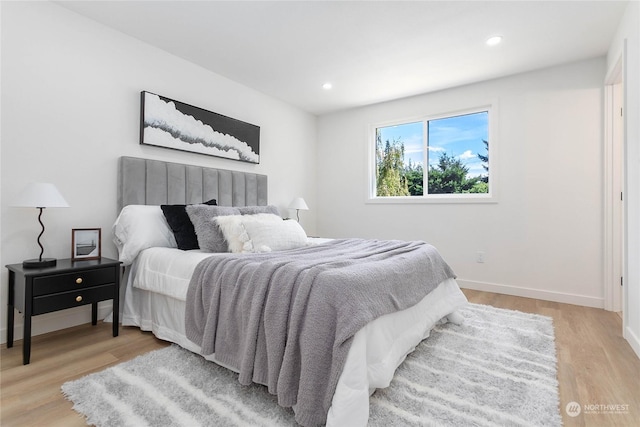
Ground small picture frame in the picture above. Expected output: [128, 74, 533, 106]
[72, 228, 101, 261]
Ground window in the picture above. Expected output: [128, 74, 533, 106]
[371, 106, 493, 202]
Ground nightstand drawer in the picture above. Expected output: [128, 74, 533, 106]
[32, 284, 115, 315]
[32, 267, 116, 296]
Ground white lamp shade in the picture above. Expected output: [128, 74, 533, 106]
[12, 182, 70, 208]
[289, 197, 309, 211]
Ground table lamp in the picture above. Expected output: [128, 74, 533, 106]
[288, 197, 309, 222]
[12, 182, 70, 268]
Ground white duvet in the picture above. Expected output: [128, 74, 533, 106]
[122, 244, 468, 426]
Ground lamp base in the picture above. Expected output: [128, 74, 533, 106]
[23, 258, 57, 269]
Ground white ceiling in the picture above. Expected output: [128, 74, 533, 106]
[56, 1, 628, 115]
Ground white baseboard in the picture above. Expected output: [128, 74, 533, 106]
[624, 325, 640, 359]
[0, 302, 113, 345]
[457, 279, 605, 309]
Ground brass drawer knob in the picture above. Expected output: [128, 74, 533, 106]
[75, 295, 83, 302]
[76, 277, 83, 284]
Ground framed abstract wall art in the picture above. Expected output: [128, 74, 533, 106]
[140, 91, 260, 164]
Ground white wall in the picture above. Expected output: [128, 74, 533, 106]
[317, 58, 606, 308]
[2, 0, 634, 355]
[607, 0, 640, 358]
[0, 1, 317, 341]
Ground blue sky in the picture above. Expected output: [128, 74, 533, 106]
[378, 111, 488, 177]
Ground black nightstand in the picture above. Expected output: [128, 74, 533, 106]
[5, 257, 121, 364]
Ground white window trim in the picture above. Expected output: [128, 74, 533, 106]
[367, 103, 498, 204]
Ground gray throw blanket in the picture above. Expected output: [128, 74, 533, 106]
[185, 238, 456, 426]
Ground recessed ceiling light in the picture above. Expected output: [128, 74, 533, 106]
[486, 36, 503, 46]
[322, 82, 333, 90]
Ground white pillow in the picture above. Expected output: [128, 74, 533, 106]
[214, 213, 282, 253]
[243, 218, 309, 252]
[112, 205, 177, 265]
[213, 215, 251, 253]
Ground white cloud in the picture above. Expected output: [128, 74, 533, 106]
[458, 150, 475, 160]
[466, 164, 487, 178]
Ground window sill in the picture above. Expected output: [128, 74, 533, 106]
[366, 195, 498, 204]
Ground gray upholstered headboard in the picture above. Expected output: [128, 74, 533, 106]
[117, 156, 268, 211]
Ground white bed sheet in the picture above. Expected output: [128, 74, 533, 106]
[122, 245, 468, 426]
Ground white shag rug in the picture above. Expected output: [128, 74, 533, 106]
[62, 303, 561, 426]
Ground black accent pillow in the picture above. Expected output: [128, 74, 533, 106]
[161, 199, 217, 250]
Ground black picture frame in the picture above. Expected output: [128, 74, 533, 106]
[71, 228, 102, 261]
[140, 91, 260, 164]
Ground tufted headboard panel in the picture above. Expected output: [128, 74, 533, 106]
[117, 156, 268, 211]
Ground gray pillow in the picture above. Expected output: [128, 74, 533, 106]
[238, 205, 280, 216]
[186, 205, 241, 252]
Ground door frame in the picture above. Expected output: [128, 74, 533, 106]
[603, 51, 625, 316]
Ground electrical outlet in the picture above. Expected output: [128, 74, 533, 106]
[476, 251, 485, 263]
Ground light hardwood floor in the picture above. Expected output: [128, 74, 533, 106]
[1, 289, 638, 426]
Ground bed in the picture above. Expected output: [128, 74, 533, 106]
[114, 156, 468, 426]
